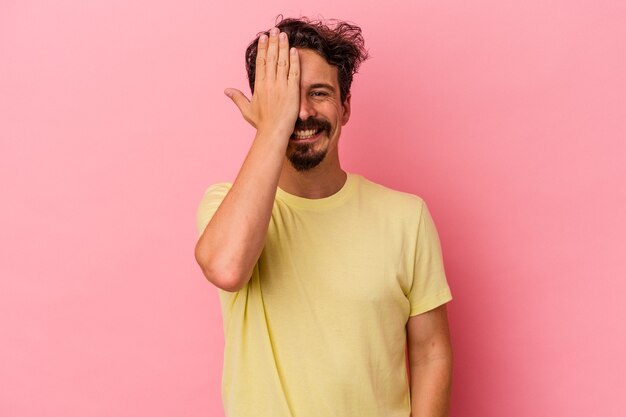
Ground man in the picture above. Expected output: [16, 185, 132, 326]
[195, 16, 453, 417]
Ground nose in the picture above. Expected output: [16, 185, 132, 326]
[298, 95, 317, 121]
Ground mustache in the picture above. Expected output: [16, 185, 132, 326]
[293, 117, 330, 132]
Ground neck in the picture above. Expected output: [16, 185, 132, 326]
[278, 156, 347, 199]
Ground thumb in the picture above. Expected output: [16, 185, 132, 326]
[224, 88, 250, 112]
[224, 88, 255, 127]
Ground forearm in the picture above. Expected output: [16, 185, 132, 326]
[195, 129, 287, 291]
[409, 356, 452, 417]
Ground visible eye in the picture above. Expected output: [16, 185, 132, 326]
[310, 91, 328, 97]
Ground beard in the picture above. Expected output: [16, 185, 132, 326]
[287, 116, 332, 172]
[287, 141, 328, 171]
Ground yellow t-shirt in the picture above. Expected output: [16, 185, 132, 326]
[196, 172, 452, 417]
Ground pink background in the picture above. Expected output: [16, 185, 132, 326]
[2, 1, 625, 416]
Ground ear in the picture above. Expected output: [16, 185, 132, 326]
[341, 93, 352, 126]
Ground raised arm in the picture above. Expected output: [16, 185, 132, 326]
[194, 27, 300, 292]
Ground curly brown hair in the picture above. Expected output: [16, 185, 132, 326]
[245, 15, 370, 104]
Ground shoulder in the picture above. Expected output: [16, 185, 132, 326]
[202, 182, 232, 195]
[197, 182, 233, 211]
[355, 174, 426, 212]
[195, 182, 234, 235]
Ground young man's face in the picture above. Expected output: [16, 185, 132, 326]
[286, 48, 351, 172]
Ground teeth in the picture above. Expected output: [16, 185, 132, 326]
[293, 129, 319, 139]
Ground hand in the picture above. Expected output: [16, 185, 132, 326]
[224, 27, 300, 138]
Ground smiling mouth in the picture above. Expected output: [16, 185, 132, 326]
[290, 127, 324, 140]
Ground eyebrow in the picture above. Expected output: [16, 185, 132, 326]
[308, 83, 336, 92]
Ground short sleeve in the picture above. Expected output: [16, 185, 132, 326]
[195, 183, 232, 237]
[407, 200, 453, 316]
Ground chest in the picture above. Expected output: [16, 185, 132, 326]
[259, 207, 412, 312]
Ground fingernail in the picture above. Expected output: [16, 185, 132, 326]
[259, 34, 267, 43]
[270, 27, 279, 36]
[279, 32, 286, 41]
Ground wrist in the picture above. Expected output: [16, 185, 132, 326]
[255, 125, 292, 143]
[252, 129, 290, 155]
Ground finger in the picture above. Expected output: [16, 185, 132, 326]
[287, 47, 300, 88]
[255, 33, 268, 85]
[224, 88, 251, 118]
[276, 32, 290, 82]
[265, 27, 279, 82]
